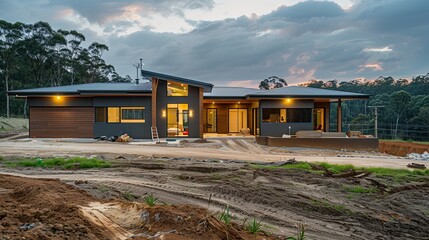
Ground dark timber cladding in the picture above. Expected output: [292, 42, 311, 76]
[30, 107, 94, 138]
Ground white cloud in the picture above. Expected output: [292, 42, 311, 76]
[363, 46, 393, 52]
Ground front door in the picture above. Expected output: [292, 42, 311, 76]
[228, 109, 248, 133]
[167, 103, 189, 137]
[313, 108, 325, 131]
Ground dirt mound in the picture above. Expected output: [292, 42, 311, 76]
[379, 141, 429, 156]
[80, 202, 277, 240]
[0, 174, 278, 240]
[0, 174, 113, 239]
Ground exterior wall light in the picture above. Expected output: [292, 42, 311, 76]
[56, 96, 61, 100]
[286, 98, 291, 103]
[162, 110, 166, 118]
[189, 110, 193, 117]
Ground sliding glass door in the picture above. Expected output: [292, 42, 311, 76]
[228, 109, 247, 133]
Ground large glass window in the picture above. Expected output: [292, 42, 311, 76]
[96, 107, 145, 123]
[262, 109, 286, 123]
[287, 109, 312, 122]
[121, 107, 145, 123]
[167, 81, 188, 96]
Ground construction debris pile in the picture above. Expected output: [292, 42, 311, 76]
[95, 134, 133, 143]
[406, 151, 429, 161]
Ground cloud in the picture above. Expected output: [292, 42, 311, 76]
[363, 47, 393, 53]
[1, 0, 428, 85]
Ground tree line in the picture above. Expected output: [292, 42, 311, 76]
[0, 20, 129, 118]
[298, 74, 429, 140]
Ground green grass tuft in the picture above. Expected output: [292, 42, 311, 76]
[246, 218, 262, 234]
[218, 205, 232, 225]
[6, 157, 110, 169]
[143, 193, 158, 207]
[345, 186, 377, 194]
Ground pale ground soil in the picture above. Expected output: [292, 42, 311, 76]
[0, 138, 428, 239]
[0, 137, 427, 169]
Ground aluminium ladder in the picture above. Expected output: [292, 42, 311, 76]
[151, 127, 160, 143]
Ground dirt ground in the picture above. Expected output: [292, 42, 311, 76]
[0, 138, 427, 169]
[0, 138, 428, 239]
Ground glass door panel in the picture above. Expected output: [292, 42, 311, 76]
[229, 109, 247, 133]
[167, 103, 189, 137]
[313, 108, 325, 131]
[207, 108, 217, 133]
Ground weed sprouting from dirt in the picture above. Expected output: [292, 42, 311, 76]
[6, 157, 111, 169]
[143, 193, 158, 207]
[286, 222, 307, 240]
[98, 185, 110, 193]
[218, 205, 232, 225]
[122, 189, 136, 201]
[246, 218, 262, 234]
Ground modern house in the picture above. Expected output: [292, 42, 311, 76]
[9, 70, 370, 139]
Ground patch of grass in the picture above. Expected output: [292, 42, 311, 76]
[6, 157, 110, 169]
[251, 162, 429, 181]
[143, 193, 158, 207]
[122, 189, 137, 201]
[345, 185, 377, 194]
[246, 218, 262, 234]
[251, 162, 313, 171]
[218, 205, 232, 225]
[211, 173, 222, 180]
[0, 156, 4, 161]
[98, 185, 110, 193]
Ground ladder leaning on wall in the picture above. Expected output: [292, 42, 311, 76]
[151, 127, 160, 143]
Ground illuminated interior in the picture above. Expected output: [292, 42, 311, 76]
[167, 103, 189, 137]
[167, 81, 188, 96]
[107, 107, 120, 123]
[313, 108, 325, 131]
[228, 109, 247, 132]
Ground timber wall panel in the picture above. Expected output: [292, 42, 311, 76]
[30, 107, 94, 138]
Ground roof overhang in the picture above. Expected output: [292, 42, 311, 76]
[141, 69, 213, 92]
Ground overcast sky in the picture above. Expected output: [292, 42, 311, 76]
[1, 0, 428, 87]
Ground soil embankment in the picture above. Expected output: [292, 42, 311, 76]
[379, 141, 429, 156]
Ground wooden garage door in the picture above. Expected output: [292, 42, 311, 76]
[30, 107, 94, 138]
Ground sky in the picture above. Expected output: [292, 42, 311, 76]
[1, 0, 428, 87]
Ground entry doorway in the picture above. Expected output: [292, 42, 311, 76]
[206, 108, 217, 133]
[228, 109, 247, 133]
[313, 108, 325, 131]
[167, 103, 189, 137]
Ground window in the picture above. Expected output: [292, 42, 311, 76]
[121, 107, 145, 123]
[287, 109, 312, 122]
[262, 109, 286, 123]
[96, 107, 145, 123]
[95, 108, 106, 122]
[167, 81, 188, 96]
[108, 107, 120, 123]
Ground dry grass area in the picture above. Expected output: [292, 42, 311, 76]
[0, 153, 428, 240]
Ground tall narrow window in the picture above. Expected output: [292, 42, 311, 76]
[95, 108, 106, 122]
[167, 81, 188, 96]
[107, 107, 120, 123]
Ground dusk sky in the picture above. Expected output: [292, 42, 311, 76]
[1, 0, 428, 87]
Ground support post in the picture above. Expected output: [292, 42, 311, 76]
[199, 88, 204, 138]
[337, 99, 342, 132]
[151, 77, 158, 128]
